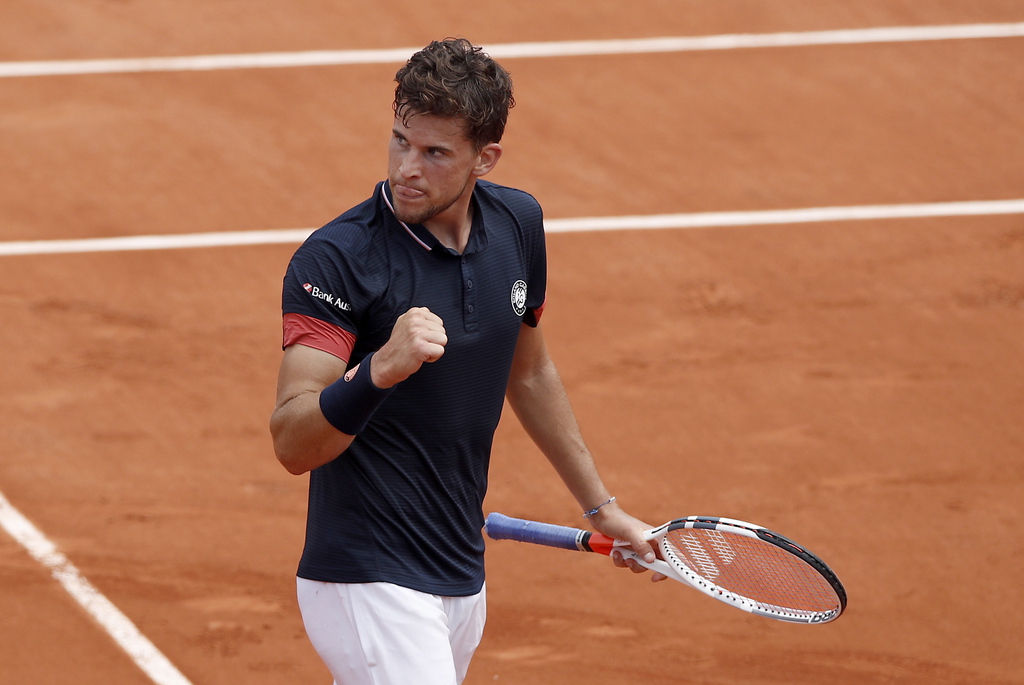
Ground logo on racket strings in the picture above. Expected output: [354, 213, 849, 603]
[675, 531, 737, 580]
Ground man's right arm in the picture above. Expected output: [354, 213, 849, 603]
[270, 344, 355, 475]
[270, 307, 448, 475]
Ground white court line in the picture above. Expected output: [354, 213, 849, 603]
[1, 199, 1023, 256]
[1, 22, 1023, 78]
[0, 491, 193, 685]
[0, 229, 316, 256]
[544, 198, 1024, 232]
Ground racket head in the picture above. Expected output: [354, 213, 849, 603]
[651, 516, 847, 624]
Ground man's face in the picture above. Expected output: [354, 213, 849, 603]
[387, 113, 483, 226]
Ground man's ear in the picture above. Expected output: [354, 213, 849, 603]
[473, 143, 503, 178]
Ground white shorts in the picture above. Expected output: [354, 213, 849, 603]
[296, 578, 486, 685]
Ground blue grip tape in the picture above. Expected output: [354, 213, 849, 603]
[485, 513, 587, 551]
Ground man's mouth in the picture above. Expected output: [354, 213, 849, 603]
[393, 183, 425, 200]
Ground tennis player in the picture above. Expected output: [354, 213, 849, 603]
[270, 37, 657, 685]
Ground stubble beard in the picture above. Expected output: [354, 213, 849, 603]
[393, 198, 452, 226]
[388, 178, 471, 226]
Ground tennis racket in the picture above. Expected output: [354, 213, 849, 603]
[485, 512, 847, 624]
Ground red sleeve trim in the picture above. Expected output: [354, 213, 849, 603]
[525, 296, 546, 327]
[282, 313, 356, 363]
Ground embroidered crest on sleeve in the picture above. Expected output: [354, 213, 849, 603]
[510, 280, 528, 317]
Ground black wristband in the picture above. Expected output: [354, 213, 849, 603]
[318, 353, 395, 435]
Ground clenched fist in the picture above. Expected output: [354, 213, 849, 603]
[370, 307, 447, 388]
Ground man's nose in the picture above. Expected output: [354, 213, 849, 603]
[398, 150, 421, 179]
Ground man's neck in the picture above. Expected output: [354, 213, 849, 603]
[424, 187, 475, 253]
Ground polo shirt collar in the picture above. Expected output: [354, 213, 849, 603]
[379, 181, 487, 256]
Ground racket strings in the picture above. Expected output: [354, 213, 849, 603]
[663, 528, 840, 613]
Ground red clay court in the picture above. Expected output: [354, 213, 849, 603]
[1, 3, 1023, 684]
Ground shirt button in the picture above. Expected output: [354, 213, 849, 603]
[467, 304, 475, 313]
[467, 279, 474, 289]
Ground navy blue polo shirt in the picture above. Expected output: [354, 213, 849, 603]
[281, 180, 547, 596]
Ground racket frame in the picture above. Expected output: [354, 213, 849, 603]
[624, 516, 846, 624]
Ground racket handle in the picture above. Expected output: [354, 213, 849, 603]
[485, 513, 595, 552]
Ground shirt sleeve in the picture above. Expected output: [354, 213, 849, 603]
[282, 312, 357, 362]
[522, 197, 548, 327]
[281, 229, 370, 354]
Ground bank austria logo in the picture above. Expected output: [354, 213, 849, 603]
[510, 279, 528, 317]
[303, 282, 352, 311]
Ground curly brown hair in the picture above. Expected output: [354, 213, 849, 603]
[393, 38, 515, 150]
